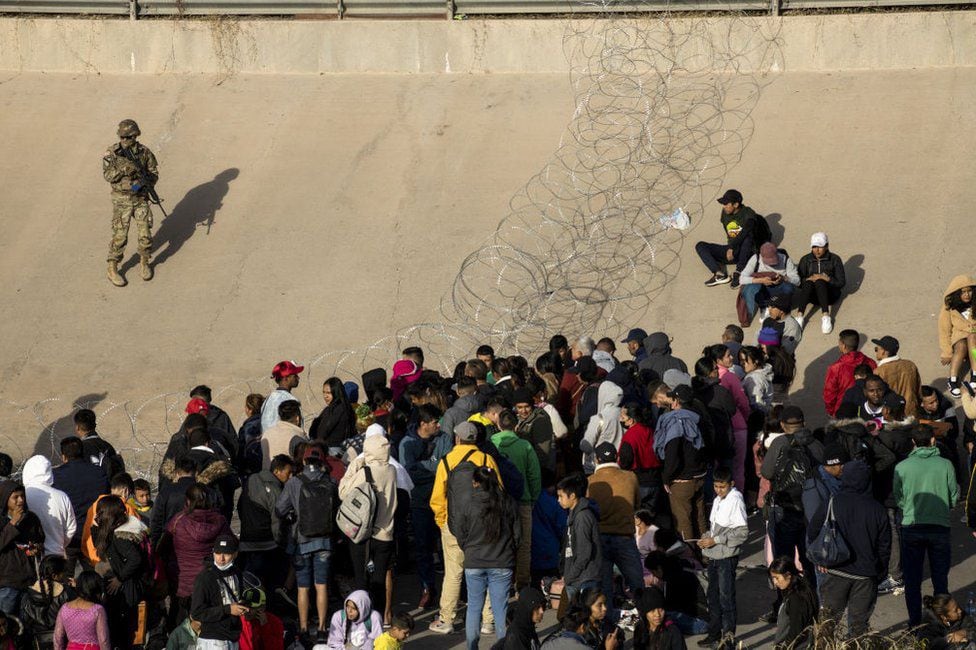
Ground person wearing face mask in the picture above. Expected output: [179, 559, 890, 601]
[190, 534, 250, 650]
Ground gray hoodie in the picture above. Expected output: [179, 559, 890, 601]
[742, 364, 774, 412]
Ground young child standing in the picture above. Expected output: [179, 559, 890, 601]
[697, 467, 748, 649]
[129, 479, 153, 524]
[555, 474, 602, 619]
[373, 612, 414, 650]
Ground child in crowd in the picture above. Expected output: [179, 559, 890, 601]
[129, 478, 153, 524]
[374, 612, 415, 650]
[633, 586, 685, 650]
[556, 474, 602, 618]
[165, 616, 201, 650]
[634, 509, 659, 586]
[52, 571, 110, 650]
[918, 593, 975, 649]
[578, 588, 621, 650]
[327, 590, 383, 650]
[20, 555, 75, 650]
[696, 468, 748, 649]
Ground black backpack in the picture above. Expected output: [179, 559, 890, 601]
[751, 214, 773, 250]
[772, 438, 815, 509]
[297, 474, 335, 538]
[444, 449, 487, 537]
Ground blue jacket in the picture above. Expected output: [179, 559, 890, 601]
[801, 466, 842, 541]
[399, 430, 441, 504]
[531, 490, 567, 573]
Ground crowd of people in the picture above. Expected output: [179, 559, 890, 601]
[1, 192, 976, 650]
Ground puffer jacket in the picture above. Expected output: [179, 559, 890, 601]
[823, 351, 877, 416]
[0, 481, 45, 589]
[104, 515, 149, 608]
[339, 434, 398, 542]
[743, 364, 774, 413]
[939, 274, 976, 357]
[166, 507, 232, 597]
[796, 249, 846, 288]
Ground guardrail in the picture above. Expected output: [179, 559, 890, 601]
[0, 0, 970, 18]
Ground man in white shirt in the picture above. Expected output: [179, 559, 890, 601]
[261, 360, 303, 433]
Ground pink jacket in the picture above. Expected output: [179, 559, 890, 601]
[718, 366, 750, 431]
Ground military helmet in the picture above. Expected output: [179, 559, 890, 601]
[117, 119, 140, 138]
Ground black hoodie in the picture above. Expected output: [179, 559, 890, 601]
[0, 481, 44, 590]
[502, 587, 546, 650]
[807, 460, 890, 579]
[190, 561, 244, 641]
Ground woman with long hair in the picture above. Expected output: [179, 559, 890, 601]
[918, 593, 973, 648]
[703, 344, 751, 494]
[768, 557, 817, 650]
[758, 330, 796, 405]
[577, 587, 621, 649]
[21, 555, 75, 650]
[164, 483, 231, 628]
[453, 466, 519, 650]
[940, 275, 976, 397]
[52, 571, 109, 650]
[92, 495, 148, 650]
[311, 376, 357, 455]
[739, 345, 773, 414]
[632, 586, 685, 650]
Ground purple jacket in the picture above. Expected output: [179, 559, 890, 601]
[166, 508, 231, 597]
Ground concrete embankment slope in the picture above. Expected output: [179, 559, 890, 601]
[0, 12, 973, 468]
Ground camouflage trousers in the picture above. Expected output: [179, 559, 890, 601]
[107, 193, 153, 263]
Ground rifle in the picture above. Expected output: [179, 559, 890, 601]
[118, 144, 169, 219]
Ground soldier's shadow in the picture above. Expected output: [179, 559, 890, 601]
[121, 168, 239, 273]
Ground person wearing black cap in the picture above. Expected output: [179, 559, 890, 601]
[621, 328, 648, 365]
[190, 534, 249, 649]
[872, 335, 921, 418]
[695, 189, 761, 288]
[759, 406, 822, 611]
[800, 443, 848, 541]
[586, 442, 644, 609]
[809, 459, 891, 639]
[759, 294, 802, 356]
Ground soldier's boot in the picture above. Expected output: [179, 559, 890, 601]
[107, 261, 126, 287]
[140, 255, 153, 281]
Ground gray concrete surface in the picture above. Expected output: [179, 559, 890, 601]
[1, 12, 976, 75]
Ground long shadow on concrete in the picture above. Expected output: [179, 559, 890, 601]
[122, 168, 240, 273]
[32, 392, 107, 460]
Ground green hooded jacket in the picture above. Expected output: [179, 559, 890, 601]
[490, 429, 542, 504]
[893, 446, 958, 527]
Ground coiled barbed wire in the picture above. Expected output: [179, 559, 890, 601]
[2, 6, 783, 481]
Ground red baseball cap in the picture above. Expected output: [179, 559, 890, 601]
[272, 360, 305, 380]
[185, 398, 210, 415]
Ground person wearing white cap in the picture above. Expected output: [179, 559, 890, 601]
[794, 232, 846, 334]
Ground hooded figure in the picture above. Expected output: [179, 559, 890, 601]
[633, 586, 684, 650]
[21, 456, 76, 558]
[638, 332, 688, 383]
[327, 589, 383, 650]
[390, 360, 421, 403]
[339, 435, 398, 542]
[0, 481, 45, 591]
[939, 274, 976, 359]
[592, 350, 616, 374]
[580, 381, 624, 474]
[503, 587, 547, 650]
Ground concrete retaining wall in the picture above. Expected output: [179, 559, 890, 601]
[1, 11, 975, 74]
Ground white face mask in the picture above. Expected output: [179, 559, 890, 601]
[214, 559, 234, 571]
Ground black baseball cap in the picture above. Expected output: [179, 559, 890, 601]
[717, 189, 743, 205]
[871, 336, 900, 355]
[882, 392, 906, 409]
[595, 442, 618, 463]
[621, 328, 648, 344]
[213, 534, 239, 554]
[822, 443, 850, 467]
[779, 405, 805, 425]
[666, 384, 694, 404]
[768, 294, 792, 313]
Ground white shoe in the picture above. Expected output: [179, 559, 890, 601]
[795, 313, 805, 329]
[480, 622, 495, 635]
[821, 314, 833, 334]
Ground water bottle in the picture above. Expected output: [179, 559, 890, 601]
[967, 591, 975, 618]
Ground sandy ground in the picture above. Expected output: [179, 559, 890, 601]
[1, 49, 975, 650]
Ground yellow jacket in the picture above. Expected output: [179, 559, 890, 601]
[429, 443, 501, 529]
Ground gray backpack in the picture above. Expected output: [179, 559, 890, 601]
[336, 466, 377, 544]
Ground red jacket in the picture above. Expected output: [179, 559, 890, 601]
[619, 423, 661, 470]
[823, 351, 876, 416]
[241, 613, 284, 650]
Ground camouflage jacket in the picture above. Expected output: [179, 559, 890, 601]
[102, 141, 158, 195]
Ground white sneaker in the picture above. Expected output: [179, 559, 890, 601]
[795, 313, 805, 329]
[821, 314, 833, 334]
[481, 622, 495, 636]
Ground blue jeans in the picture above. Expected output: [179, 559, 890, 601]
[706, 556, 738, 637]
[901, 525, 951, 626]
[0, 587, 19, 615]
[464, 568, 511, 650]
[740, 281, 795, 318]
[599, 534, 645, 604]
[410, 506, 438, 591]
[670, 610, 710, 635]
[696, 238, 754, 274]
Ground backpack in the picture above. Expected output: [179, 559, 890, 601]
[297, 473, 335, 539]
[444, 449, 486, 537]
[336, 466, 378, 544]
[771, 438, 815, 509]
[751, 214, 773, 250]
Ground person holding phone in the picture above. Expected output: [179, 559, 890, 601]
[190, 535, 249, 650]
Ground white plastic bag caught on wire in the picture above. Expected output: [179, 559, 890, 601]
[659, 207, 690, 230]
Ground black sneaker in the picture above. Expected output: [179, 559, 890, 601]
[697, 634, 721, 647]
[948, 378, 962, 399]
[730, 272, 741, 289]
[705, 273, 731, 287]
[758, 610, 777, 625]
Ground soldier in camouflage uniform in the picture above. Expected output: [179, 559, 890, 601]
[103, 119, 158, 286]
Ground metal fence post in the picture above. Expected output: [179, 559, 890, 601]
[770, 0, 779, 16]
[129, 0, 137, 20]
[445, 0, 454, 19]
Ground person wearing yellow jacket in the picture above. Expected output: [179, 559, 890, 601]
[427, 422, 501, 635]
[939, 274, 976, 398]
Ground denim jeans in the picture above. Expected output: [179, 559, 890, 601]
[293, 549, 331, 588]
[0, 587, 19, 615]
[740, 281, 795, 319]
[410, 506, 438, 591]
[670, 610, 710, 635]
[599, 534, 645, 603]
[901, 525, 951, 626]
[706, 556, 738, 637]
[464, 568, 511, 650]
